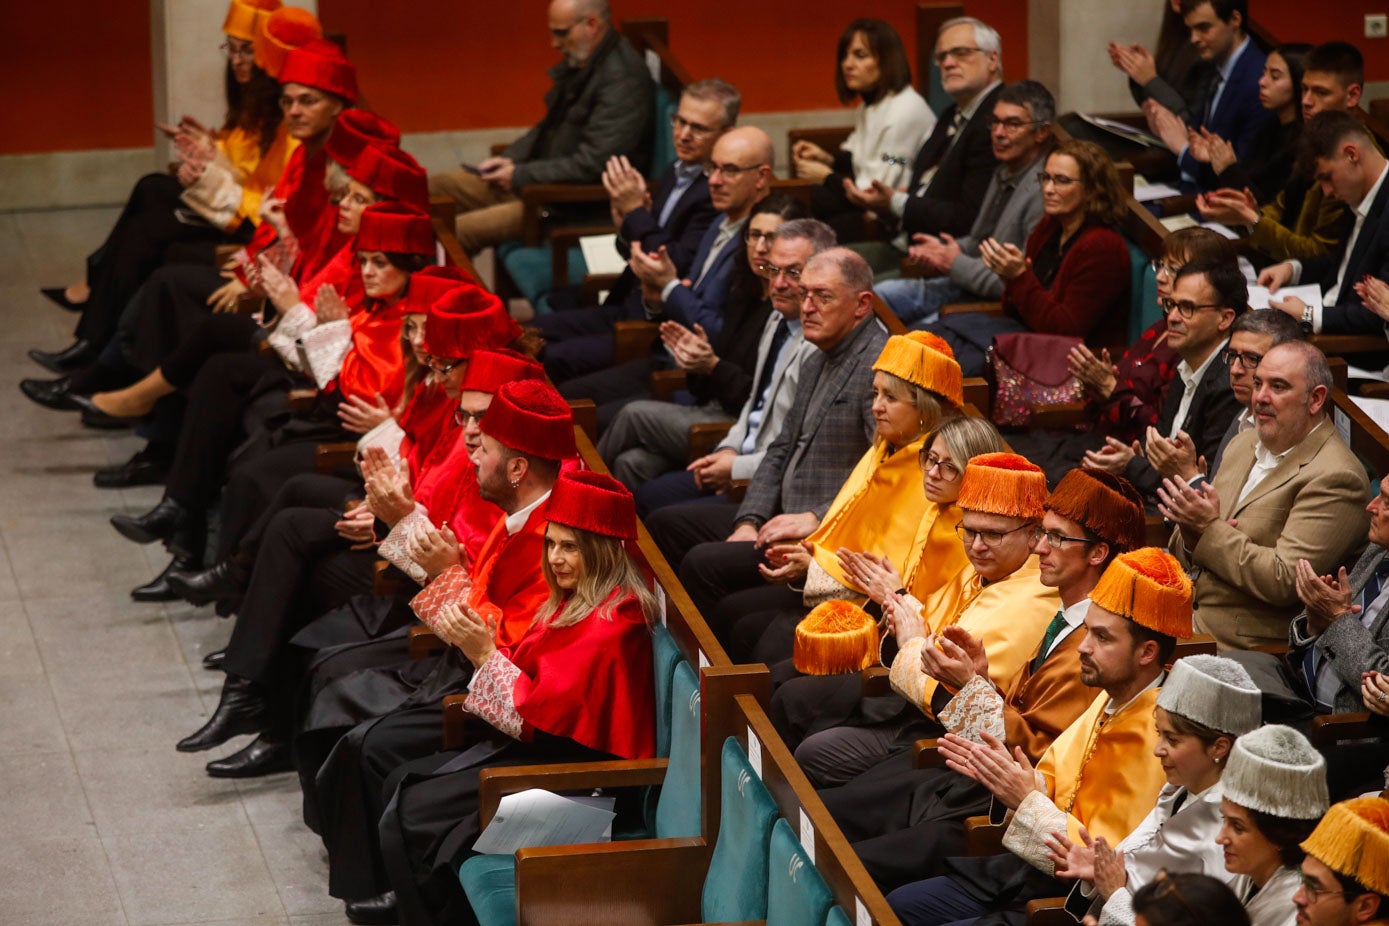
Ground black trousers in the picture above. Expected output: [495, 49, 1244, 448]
[120, 262, 237, 375]
[646, 496, 739, 570]
[720, 589, 802, 663]
[159, 313, 261, 387]
[534, 303, 625, 385]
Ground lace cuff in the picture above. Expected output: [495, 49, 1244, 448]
[1099, 888, 1136, 926]
[1003, 788, 1066, 875]
[465, 650, 524, 739]
[266, 302, 316, 368]
[180, 160, 243, 230]
[889, 636, 930, 707]
[379, 505, 431, 585]
[939, 674, 1006, 743]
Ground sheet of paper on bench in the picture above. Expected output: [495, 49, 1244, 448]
[579, 234, 627, 277]
[1077, 113, 1166, 148]
[1134, 181, 1182, 202]
[1246, 284, 1322, 311]
[1353, 396, 1389, 435]
[472, 789, 616, 855]
[1348, 363, 1389, 383]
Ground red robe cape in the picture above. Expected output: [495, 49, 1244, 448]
[333, 297, 408, 407]
[240, 144, 349, 285]
[398, 381, 459, 484]
[469, 497, 553, 649]
[412, 430, 502, 568]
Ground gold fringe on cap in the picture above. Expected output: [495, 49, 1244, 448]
[872, 331, 965, 408]
[1046, 469, 1145, 552]
[955, 452, 1048, 521]
[793, 600, 879, 676]
[1089, 547, 1193, 639]
[1302, 797, 1389, 896]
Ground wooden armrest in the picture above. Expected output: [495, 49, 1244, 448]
[520, 184, 609, 206]
[1026, 897, 1072, 926]
[550, 224, 618, 288]
[941, 301, 1005, 317]
[1172, 634, 1219, 661]
[1360, 382, 1389, 400]
[1310, 334, 1388, 356]
[962, 377, 990, 415]
[479, 759, 669, 827]
[899, 258, 931, 279]
[686, 421, 733, 461]
[964, 815, 1006, 856]
[581, 272, 622, 305]
[726, 479, 749, 503]
[373, 560, 404, 597]
[286, 387, 318, 413]
[234, 293, 266, 318]
[1143, 514, 1170, 548]
[443, 693, 473, 750]
[861, 666, 892, 698]
[315, 441, 357, 475]
[408, 625, 444, 659]
[568, 398, 597, 444]
[1028, 402, 1089, 430]
[650, 369, 687, 402]
[515, 838, 708, 926]
[913, 738, 944, 770]
[768, 177, 818, 210]
[1151, 194, 1198, 217]
[787, 126, 854, 176]
[1310, 711, 1376, 750]
[614, 320, 660, 364]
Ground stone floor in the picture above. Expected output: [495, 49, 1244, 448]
[0, 207, 352, 926]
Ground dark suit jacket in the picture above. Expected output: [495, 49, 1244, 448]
[507, 28, 654, 188]
[686, 294, 773, 415]
[605, 166, 717, 311]
[1124, 353, 1242, 498]
[737, 317, 889, 524]
[901, 84, 1003, 238]
[1180, 40, 1274, 185]
[657, 219, 744, 339]
[1304, 172, 1389, 335]
[1288, 545, 1389, 712]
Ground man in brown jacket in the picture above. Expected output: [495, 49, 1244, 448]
[1162, 340, 1368, 650]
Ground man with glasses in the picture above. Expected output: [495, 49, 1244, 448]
[1161, 340, 1369, 650]
[843, 16, 1004, 271]
[1294, 797, 1389, 926]
[1083, 258, 1244, 504]
[875, 80, 1055, 325]
[428, 0, 653, 253]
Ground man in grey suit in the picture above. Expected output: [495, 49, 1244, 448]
[428, 0, 653, 253]
[873, 80, 1054, 325]
[648, 248, 889, 621]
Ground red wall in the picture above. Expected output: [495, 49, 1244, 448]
[1252, 1, 1387, 80]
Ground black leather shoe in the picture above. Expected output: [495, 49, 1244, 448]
[93, 448, 169, 489]
[344, 891, 398, 925]
[72, 394, 135, 430]
[176, 674, 266, 753]
[19, 376, 80, 411]
[28, 339, 95, 374]
[205, 734, 292, 778]
[40, 287, 84, 312]
[111, 496, 187, 545]
[202, 648, 226, 671]
[167, 559, 248, 607]
[130, 555, 200, 603]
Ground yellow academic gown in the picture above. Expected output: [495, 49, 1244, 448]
[183, 122, 298, 230]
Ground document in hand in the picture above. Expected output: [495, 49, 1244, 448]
[472, 789, 617, 855]
[1246, 284, 1323, 311]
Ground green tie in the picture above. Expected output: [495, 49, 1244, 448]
[1030, 610, 1068, 674]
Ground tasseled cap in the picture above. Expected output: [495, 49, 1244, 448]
[1223, 725, 1329, 820]
[325, 109, 401, 168]
[1088, 547, 1193, 638]
[253, 6, 321, 78]
[793, 601, 879, 676]
[955, 453, 1047, 520]
[1303, 797, 1389, 895]
[547, 471, 638, 541]
[356, 202, 433, 257]
[479, 380, 577, 461]
[1047, 469, 1145, 553]
[279, 38, 358, 104]
[872, 331, 964, 409]
[349, 146, 429, 211]
[458, 349, 544, 395]
[1157, 654, 1261, 736]
[223, 0, 280, 43]
[423, 285, 522, 360]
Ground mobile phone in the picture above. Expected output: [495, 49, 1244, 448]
[459, 163, 484, 176]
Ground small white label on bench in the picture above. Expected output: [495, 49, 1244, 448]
[799, 812, 816, 864]
[856, 898, 871, 926]
[698, 650, 710, 670]
[747, 726, 761, 776]
[1335, 407, 1351, 445]
[656, 585, 668, 626]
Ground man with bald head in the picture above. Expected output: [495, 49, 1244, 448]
[547, 126, 775, 402]
[1161, 339, 1368, 650]
[429, 0, 653, 253]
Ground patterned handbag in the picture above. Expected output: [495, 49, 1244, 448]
[988, 332, 1085, 427]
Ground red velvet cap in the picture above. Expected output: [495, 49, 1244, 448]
[326, 110, 401, 171]
[223, 0, 280, 43]
[480, 381, 577, 461]
[279, 38, 358, 104]
[458, 349, 545, 394]
[424, 284, 522, 359]
[253, 6, 321, 78]
[348, 145, 429, 210]
[356, 202, 434, 256]
[547, 471, 637, 541]
[404, 266, 472, 316]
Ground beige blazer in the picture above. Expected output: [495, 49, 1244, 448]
[1172, 421, 1369, 650]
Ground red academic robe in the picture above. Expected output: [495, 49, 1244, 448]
[470, 498, 553, 649]
[297, 236, 364, 309]
[413, 430, 502, 568]
[240, 144, 349, 285]
[332, 298, 408, 407]
[398, 382, 459, 485]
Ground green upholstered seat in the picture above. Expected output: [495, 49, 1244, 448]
[700, 736, 779, 922]
[765, 818, 835, 926]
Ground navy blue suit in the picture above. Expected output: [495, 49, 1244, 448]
[1180, 38, 1274, 188]
[1306, 171, 1389, 336]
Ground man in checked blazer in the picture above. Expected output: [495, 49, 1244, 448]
[1162, 341, 1368, 651]
[648, 248, 888, 622]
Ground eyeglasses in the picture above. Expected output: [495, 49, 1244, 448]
[801, 288, 838, 309]
[918, 450, 960, 480]
[757, 261, 802, 281]
[220, 41, 256, 60]
[453, 407, 486, 427]
[746, 228, 778, 244]
[427, 357, 464, 375]
[1220, 347, 1263, 370]
[1032, 526, 1095, 547]
[1149, 258, 1183, 279]
[1037, 171, 1081, 188]
[1160, 297, 1225, 319]
[670, 113, 719, 138]
[956, 522, 1034, 547]
[1297, 873, 1353, 902]
[703, 162, 764, 178]
[935, 45, 983, 64]
[989, 117, 1045, 131]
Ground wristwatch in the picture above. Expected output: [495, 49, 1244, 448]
[1300, 302, 1315, 333]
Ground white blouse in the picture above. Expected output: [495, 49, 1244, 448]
[1234, 865, 1301, 926]
[841, 86, 936, 190]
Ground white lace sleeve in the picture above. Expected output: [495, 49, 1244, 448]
[1003, 787, 1067, 875]
[1098, 888, 1137, 926]
[378, 505, 430, 585]
[266, 302, 317, 368]
[889, 636, 930, 707]
[465, 650, 524, 738]
[938, 674, 1006, 743]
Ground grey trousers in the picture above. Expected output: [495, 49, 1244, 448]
[596, 398, 731, 488]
